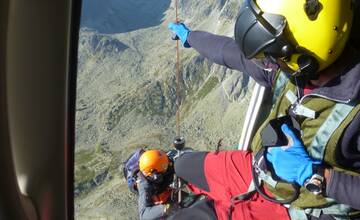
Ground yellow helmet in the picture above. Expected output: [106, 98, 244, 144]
[139, 149, 169, 178]
[235, 0, 354, 76]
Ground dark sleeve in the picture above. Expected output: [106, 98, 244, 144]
[137, 176, 166, 220]
[326, 170, 360, 210]
[187, 31, 277, 88]
[336, 111, 360, 170]
[326, 112, 360, 210]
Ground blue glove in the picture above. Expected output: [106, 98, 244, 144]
[168, 22, 191, 48]
[266, 124, 320, 186]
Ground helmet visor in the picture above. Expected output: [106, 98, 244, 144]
[235, 0, 291, 59]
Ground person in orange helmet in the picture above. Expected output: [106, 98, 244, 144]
[124, 149, 177, 220]
[124, 148, 216, 220]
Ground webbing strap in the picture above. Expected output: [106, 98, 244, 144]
[252, 152, 279, 188]
[288, 203, 352, 220]
[285, 90, 316, 119]
[233, 180, 256, 202]
[272, 71, 289, 105]
[285, 89, 298, 104]
[228, 180, 257, 220]
[231, 180, 256, 203]
[261, 71, 356, 219]
[258, 169, 278, 188]
[305, 202, 352, 220]
[247, 180, 255, 192]
[289, 103, 355, 220]
[308, 102, 355, 160]
[288, 207, 308, 220]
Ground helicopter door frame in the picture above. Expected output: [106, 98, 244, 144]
[1, 0, 81, 219]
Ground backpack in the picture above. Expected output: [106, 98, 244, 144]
[123, 148, 145, 194]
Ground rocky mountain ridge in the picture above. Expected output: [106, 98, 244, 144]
[75, 0, 252, 219]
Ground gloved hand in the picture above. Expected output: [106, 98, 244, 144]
[168, 22, 191, 48]
[266, 124, 320, 186]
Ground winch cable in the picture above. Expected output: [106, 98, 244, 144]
[173, 0, 185, 204]
[175, 0, 181, 137]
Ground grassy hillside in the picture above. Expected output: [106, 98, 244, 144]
[75, 0, 252, 219]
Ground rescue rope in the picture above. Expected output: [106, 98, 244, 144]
[175, 0, 181, 137]
[173, 0, 184, 204]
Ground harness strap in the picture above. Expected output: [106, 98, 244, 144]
[272, 71, 289, 105]
[286, 102, 355, 219]
[308, 102, 355, 160]
[227, 181, 256, 220]
[287, 102, 355, 219]
[258, 168, 278, 188]
[306, 202, 352, 220]
[285, 90, 316, 119]
[288, 203, 352, 220]
[287, 207, 309, 220]
[250, 70, 358, 218]
[267, 72, 357, 219]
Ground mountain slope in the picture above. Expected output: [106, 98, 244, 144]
[75, 0, 252, 219]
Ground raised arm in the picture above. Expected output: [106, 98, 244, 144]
[168, 23, 277, 88]
[188, 31, 275, 85]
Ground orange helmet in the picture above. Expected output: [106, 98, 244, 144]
[139, 149, 169, 178]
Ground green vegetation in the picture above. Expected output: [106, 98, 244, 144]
[75, 0, 248, 218]
[75, 148, 113, 184]
[75, 150, 97, 183]
[76, 149, 96, 166]
[196, 77, 219, 99]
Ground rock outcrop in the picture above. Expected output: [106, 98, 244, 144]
[75, 0, 252, 219]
